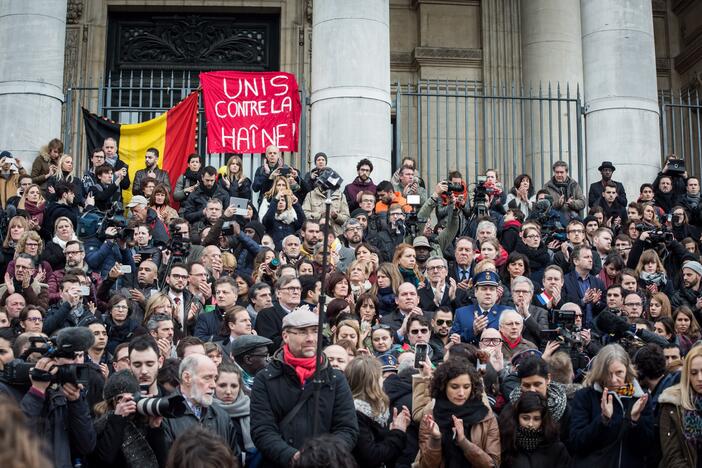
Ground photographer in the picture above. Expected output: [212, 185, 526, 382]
[20, 327, 97, 468]
[91, 369, 168, 468]
[131, 224, 162, 268]
[42, 274, 94, 335]
[626, 227, 694, 287]
[180, 166, 230, 224]
[370, 204, 412, 263]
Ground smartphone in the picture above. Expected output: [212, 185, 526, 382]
[414, 343, 428, 368]
[139, 384, 150, 395]
[120, 265, 132, 274]
[540, 329, 560, 341]
[407, 194, 421, 205]
[79, 286, 90, 296]
[139, 252, 152, 261]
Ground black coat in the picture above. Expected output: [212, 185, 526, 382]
[180, 184, 230, 224]
[193, 306, 227, 342]
[254, 303, 288, 353]
[352, 410, 406, 468]
[41, 201, 80, 241]
[502, 441, 571, 468]
[250, 351, 358, 468]
[383, 370, 419, 468]
[569, 385, 655, 468]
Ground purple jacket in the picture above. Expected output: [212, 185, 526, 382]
[344, 177, 377, 211]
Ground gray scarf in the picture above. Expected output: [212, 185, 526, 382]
[215, 394, 253, 450]
[354, 398, 389, 427]
[685, 192, 701, 208]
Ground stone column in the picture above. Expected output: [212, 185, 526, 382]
[310, 0, 391, 186]
[0, 0, 67, 167]
[581, 0, 660, 199]
[521, 0, 583, 187]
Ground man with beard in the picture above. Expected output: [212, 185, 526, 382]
[593, 183, 627, 226]
[98, 260, 159, 324]
[42, 273, 89, 334]
[129, 335, 164, 396]
[281, 234, 303, 266]
[341, 218, 364, 249]
[231, 335, 273, 392]
[542, 160, 586, 224]
[101, 137, 131, 194]
[148, 314, 176, 359]
[164, 263, 198, 336]
[429, 307, 454, 361]
[374, 180, 410, 215]
[180, 166, 230, 224]
[588, 161, 627, 208]
[412, 236, 432, 272]
[49, 240, 97, 304]
[371, 204, 409, 262]
[194, 277, 238, 342]
[132, 147, 171, 196]
[344, 158, 377, 212]
[299, 220, 321, 259]
[251, 308, 357, 467]
[671, 261, 702, 317]
[163, 354, 239, 455]
[419, 256, 455, 312]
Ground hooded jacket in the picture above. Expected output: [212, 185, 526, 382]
[658, 384, 699, 468]
[344, 176, 377, 212]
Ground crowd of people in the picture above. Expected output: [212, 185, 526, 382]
[0, 138, 700, 468]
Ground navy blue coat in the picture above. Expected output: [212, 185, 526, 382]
[450, 303, 510, 343]
[262, 202, 305, 251]
[562, 270, 606, 326]
[193, 307, 227, 342]
[569, 384, 655, 468]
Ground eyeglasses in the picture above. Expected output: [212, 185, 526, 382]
[170, 273, 188, 280]
[280, 286, 301, 292]
[512, 289, 531, 295]
[568, 229, 584, 234]
[480, 338, 502, 345]
[435, 319, 453, 326]
[524, 234, 540, 239]
[25, 242, 39, 247]
[409, 328, 429, 335]
[427, 265, 445, 271]
[25, 317, 43, 323]
[15, 265, 32, 271]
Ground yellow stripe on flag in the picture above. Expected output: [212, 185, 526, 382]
[118, 112, 168, 206]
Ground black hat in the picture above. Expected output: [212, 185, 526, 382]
[598, 161, 616, 171]
[103, 370, 140, 401]
[244, 221, 265, 241]
[314, 152, 328, 163]
[351, 208, 368, 219]
[230, 335, 273, 357]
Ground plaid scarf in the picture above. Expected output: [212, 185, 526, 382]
[682, 394, 702, 447]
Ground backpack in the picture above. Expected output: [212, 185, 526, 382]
[77, 208, 105, 239]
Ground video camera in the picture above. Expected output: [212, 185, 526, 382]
[528, 197, 566, 243]
[0, 327, 95, 388]
[98, 202, 133, 242]
[635, 224, 674, 244]
[166, 223, 191, 260]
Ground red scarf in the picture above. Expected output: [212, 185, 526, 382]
[501, 333, 522, 350]
[283, 344, 317, 386]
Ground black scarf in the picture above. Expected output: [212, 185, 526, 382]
[433, 396, 488, 468]
[94, 412, 159, 468]
[184, 168, 202, 184]
[516, 426, 544, 452]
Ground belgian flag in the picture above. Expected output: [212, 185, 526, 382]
[81, 91, 199, 205]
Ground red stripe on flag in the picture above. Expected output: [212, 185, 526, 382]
[163, 92, 199, 207]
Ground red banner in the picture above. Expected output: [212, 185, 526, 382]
[200, 71, 301, 153]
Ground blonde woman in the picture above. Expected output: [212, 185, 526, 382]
[41, 216, 78, 271]
[219, 155, 252, 200]
[7, 230, 52, 279]
[149, 183, 179, 225]
[0, 216, 28, 276]
[569, 343, 654, 466]
[17, 184, 45, 231]
[259, 175, 292, 219]
[345, 355, 410, 467]
[658, 344, 702, 467]
[372, 262, 403, 317]
[46, 154, 85, 203]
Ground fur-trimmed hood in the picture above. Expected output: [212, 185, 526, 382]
[658, 383, 683, 406]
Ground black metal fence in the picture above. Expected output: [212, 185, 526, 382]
[659, 88, 702, 176]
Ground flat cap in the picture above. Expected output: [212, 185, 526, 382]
[229, 335, 273, 357]
[282, 307, 319, 329]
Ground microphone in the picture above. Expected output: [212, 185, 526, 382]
[593, 309, 631, 337]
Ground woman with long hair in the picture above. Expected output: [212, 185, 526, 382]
[260, 175, 291, 217]
[149, 183, 179, 225]
[414, 358, 500, 467]
[499, 392, 570, 467]
[515, 225, 550, 283]
[46, 154, 84, 203]
[345, 355, 410, 468]
[371, 263, 403, 317]
[173, 153, 203, 202]
[569, 343, 654, 466]
[347, 259, 372, 301]
[0, 216, 28, 276]
[597, 252, 624, 290]
[18, 305, 44, 333]
[672, 306, 701, 355]
[634, 249, 672, 297]
[658, 344, 702, 467]
[392, 243, 424, 287]
[500, 252, 531, 295]
[654, 316, 677, 343]
[219, 155, 252, 200]
[6, 230, 52, 279]
[648, 291, 672, 321]
[17, 184, 45, 231]
[261, 181, 305, 251]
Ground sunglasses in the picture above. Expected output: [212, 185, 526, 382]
[435, 319, 453, 326]
[409, 328, 429, 335]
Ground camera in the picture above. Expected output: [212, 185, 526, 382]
[133, 393, 187, 418]
[268, 258, 280, 270]
[278, 167, 292, 177]
[635, 224, 674, 243]
[98, 203, 133, 241]
[447, 182, 464, 193]
[166, 224, 191, 260]
[667, 158, 686, 174]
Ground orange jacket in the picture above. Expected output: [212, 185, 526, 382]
[375, 191, 413, 213]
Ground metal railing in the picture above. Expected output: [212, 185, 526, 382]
[659, 88, 702, 176]
[62, 70, 309, 180]
[393, 80, 585, 191]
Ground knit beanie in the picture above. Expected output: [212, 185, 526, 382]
[103, 370, 140, 401]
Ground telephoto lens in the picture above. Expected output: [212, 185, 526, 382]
[135, 394, 187, 418]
